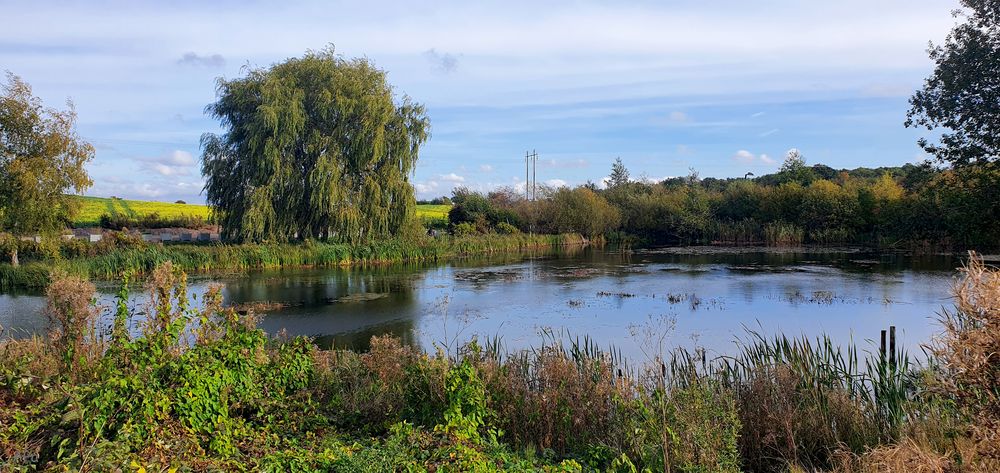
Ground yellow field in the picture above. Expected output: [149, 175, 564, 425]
[71, 196, 211, 227]
[415, 204, 450, 221]
[70, 195, 450, 227]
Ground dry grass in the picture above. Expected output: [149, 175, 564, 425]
[930, 252, 1000, 462]
[43, 270, 101, 376]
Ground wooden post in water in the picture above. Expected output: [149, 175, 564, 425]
[889, 326, 896, 367]
[880, 329, 887, 361]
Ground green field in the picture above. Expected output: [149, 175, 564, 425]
[70, 196, 450, 228]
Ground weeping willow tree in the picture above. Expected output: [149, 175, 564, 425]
[201, 47, 430, 243]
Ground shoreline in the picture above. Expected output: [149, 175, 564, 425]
[0, 233, 588, 290]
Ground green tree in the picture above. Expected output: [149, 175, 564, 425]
[201, 47, 430, 243]
[776, 148, 815, 185]
[548, 187, 620, 238]
[906, 1, 1000, 167]
[608, 157, 630, 189]
[0, 72, 93, 266]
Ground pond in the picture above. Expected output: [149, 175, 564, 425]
[0, 246, 961, 362]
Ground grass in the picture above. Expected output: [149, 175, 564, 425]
[69, 195, 451, 228]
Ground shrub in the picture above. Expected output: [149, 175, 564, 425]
[452, 222, 478, 237]
[494, 221, 519, 235]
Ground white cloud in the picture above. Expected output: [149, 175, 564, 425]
[758, 128, 780, 137]
[733, 150, 756, 164]
[414, 181, 440, 194]
[733, 149, 776, 166]
[137, 150, 197, 176]
[479, 164, 494, 172]
[545, 178, 567, 188]
[439, 172, 466, 183]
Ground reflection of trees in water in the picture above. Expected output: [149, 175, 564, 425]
[312, 318, 420, 351]
[230, 264, 431, 346]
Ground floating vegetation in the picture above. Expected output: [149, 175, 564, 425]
[596, 291, 636, 298]
[333, 293, 389, 303]
[232, 300, 288, 314]
[567, 299, 584, 308]
[811, 290, 835, 304]
[565, 267, 601, 278]
[453, 268, 523, 285]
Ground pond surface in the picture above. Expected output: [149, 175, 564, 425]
[0, 246, 961, 361]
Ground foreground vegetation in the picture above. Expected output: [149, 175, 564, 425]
[1, 256, 998, 471]
[0, 232, 585, 290]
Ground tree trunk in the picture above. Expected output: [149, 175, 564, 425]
[10, 247, 18, 267]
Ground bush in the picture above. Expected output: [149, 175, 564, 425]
[494, 221, 519, 235]
[99, 211, 206, 230]
[452, 222, 478, 237]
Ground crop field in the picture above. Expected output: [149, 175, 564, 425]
[70, 195, 450, 228]
[415, 204, 450, 223]
[70, 196, 212, 227]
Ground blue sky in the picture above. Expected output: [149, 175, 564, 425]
[1, 0, 958, 202]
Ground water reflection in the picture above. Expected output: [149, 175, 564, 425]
[1, 246, 962, 361]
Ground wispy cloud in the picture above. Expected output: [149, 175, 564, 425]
[668, 111, 689, 123]
[176, 52, 225, 67]
[758, 128, 780, 137]
[423, 48, 459, 73]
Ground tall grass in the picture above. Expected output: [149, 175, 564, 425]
[705, 219, 807, 246]
[0, 233, 587, 289]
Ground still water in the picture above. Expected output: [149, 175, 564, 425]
[0, 246, 961, 361]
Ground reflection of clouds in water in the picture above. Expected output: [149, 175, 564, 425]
[4, 248, 960, 363]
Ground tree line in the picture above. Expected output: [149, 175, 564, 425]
[445, 152, 1000, 249]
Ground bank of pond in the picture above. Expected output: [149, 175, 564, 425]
[0, 233, 588, 290]
[1, 256, 998, 471]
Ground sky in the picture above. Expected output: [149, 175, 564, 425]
[0, 0, 959, 203]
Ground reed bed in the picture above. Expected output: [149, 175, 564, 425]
[0, 233, 586, 289]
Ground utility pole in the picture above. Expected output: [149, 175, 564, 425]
[524, 151, 531, 200]
[532, 149, 537, 201]
[525, 149, 538, 201]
